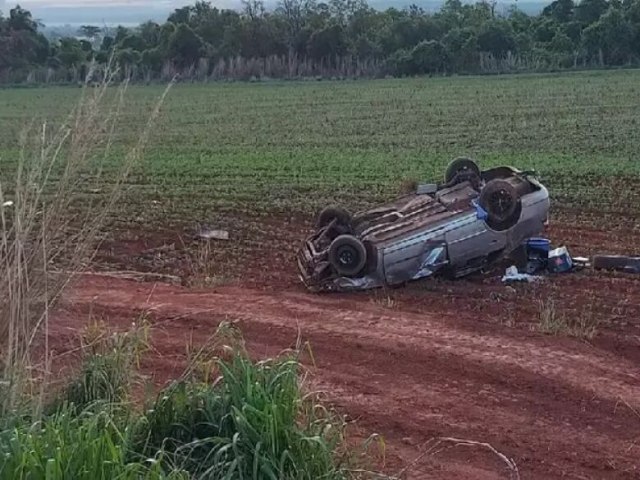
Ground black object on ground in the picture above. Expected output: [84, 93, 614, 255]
[592, 255, 640, 274]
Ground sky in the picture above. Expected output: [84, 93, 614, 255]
[1, 0, 232, 25]
[4, 0, 192, 7]
[2, 0, 546, 26]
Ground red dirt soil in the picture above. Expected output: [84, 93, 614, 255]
[50, 217, 640, 480]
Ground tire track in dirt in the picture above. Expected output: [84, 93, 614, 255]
[59, 275, 640, 479]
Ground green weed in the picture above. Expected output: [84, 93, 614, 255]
[0, 406, 189, 480]
[0, 323, 384, 480]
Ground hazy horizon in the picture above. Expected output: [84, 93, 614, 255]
[2, 0, 548, 26]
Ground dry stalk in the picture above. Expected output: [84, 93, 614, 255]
[0, 64, 174, 414]
[392, 436, 520, 480]
[437, 437, 520, 479]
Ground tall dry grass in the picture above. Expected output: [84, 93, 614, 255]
[0, 63, 173, 415]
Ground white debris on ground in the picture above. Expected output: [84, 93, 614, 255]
[197, 228, 229, 240]
[501, 265, 544, 283]
[1, 200, 13, 208]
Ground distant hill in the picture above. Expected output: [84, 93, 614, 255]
[368, 0, 546, 14]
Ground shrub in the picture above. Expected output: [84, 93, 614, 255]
[0, 324, 383, 479]
[134, 354, 346, 478]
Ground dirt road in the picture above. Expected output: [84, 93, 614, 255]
[54, 269, 640, 480]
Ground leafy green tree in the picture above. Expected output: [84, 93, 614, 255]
[141, 47, 166, 71]
[543, 0, 575, 23]
[575, 0, 609, 25]
[119, 34, 146, 51]
[477, 20, 516, 56]
[411, 39, 448, 72]
[114, 26, 130, 44]
[278, 0, 315, 54]
[56, 38, 87, 68]
[138, 22, 162, 47]
[437, 0, 465, 29]
[534, 17, 560, 43]
[8, 6, 38, 32]
[384, 48, 413, 74]
[159, 22, 177, 50]
[562, 20, 583, 42]
[189, 5, 241, 52]
[168, 23, 204, 67]
[100, 35, 115, 52]
[466, 1, 494, 27]
[442, 27, 478, 70]
[168, 6, 193, 24]
[307, 23, 348, 59]
[582, 6, 634, 63]
[550, 30, 575, 52]
[116, 48, 142, 70]
[352, 34, 381, 57]
[0, 6, 49, 72]
[627, 0, 640, 55]
[509, 7, 534, 33]
[5, 0, 640, 82]
[216, 22, 242, 57]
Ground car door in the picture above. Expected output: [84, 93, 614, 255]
[445, 216, 506, 267]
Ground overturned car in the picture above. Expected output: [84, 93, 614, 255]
[297, 158, 550, 292]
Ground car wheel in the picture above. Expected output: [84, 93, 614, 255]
[444, 157, 481, 184]
[479, 179, 520, 231]
[315, 205, 352, 229]
[328, 235, 367, 277]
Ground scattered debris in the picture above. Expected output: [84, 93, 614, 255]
[548, 246, 573, 273]
[522, 237, 551, 274]
[572, 256, 590, 266]
[503, 239, 640, 282]
[197, 228, 229, 240]
[1, 200, 13, 208]
[503, 240, 585, 283]
[502, 265, 544, 283]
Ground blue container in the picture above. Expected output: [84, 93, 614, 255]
[523, 237, 551, 274]
[526, 237, 551, 253]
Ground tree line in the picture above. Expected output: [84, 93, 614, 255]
[2, 0, 640, 83]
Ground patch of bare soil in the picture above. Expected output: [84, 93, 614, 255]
[47, 217, 640, 479]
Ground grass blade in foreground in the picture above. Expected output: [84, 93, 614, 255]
[0, 65, 173, 416]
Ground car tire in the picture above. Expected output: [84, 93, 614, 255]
[315, 206, 352, 229]
[592, 255, 640, 273]
[444, 157, 481, 184]
[479, 179, 521, 231]
[328, 235, 367, 277]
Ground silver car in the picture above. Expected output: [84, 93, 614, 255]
[297, 158, 550, 292]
